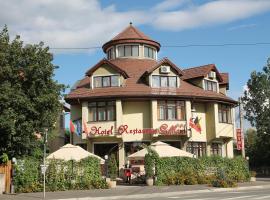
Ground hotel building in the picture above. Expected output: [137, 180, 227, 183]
[65, 24, 237, 170]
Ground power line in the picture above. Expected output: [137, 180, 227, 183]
[50, 42, 270, 50]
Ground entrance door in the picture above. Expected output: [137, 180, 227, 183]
[94, 143, 119, 160]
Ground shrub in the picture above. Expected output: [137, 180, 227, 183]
[155, 156, 250, 187]
[14, 158, 42, 193]
[108, 154, 118, 180]
[14, 156, 108, 193]
[144, 153, 154, 178]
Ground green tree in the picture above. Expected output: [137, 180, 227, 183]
[242, 58, 270, 167]
[108, 154, 118, 180]
[0, 26, 65, 158]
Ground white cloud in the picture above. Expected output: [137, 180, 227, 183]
[0, 0, 270, 53]
[227, 23, 257, 31]
[0, 0, 148, 52]
[152, 0, 270, 31]
[153, 0, 190, 11]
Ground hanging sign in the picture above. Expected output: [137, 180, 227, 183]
[236, 128, 242, 150]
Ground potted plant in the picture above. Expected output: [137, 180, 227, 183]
[250, 171, 256, 182]
[108, 154, 118, 188]
[144, 153, 154, 186]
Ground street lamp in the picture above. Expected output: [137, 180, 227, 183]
[246, 156, 250, 172]
[104, 155, 108, 178]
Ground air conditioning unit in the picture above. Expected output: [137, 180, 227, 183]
[160, 66, 170, 74]
[208, 71, 216, 79]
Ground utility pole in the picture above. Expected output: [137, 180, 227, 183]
[238, 97, 245, 158]
[43, 128, 48, 199]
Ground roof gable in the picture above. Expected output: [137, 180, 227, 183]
[145, 58, 184, 76]
[182, 64, 223, 82]
[85, 59, 129, 78]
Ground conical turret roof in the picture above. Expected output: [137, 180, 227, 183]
[102, 23, 160, 52]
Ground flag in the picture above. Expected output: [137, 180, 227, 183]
[83, 120, 89, 135]
[189, 116, 202, 133]
[70, 120, 75, 133]
[74, 120, 82, 136]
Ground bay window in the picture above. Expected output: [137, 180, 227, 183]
[158, 100, 185, 120]
[88, 101, 116, 122]
[152, 75, 177, 88]
[218, 104, 232, 123]
[93, 75, 119, 88]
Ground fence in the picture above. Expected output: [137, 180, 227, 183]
[0, 161, 12, 194]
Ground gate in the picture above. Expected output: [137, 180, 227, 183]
[0, 161, 12, 194]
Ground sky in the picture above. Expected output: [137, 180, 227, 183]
[1, 0, 270, 129]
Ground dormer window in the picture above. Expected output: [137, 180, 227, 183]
[152, 75, 177, 88]
[117, 45, 139, 58]
[204, 79, 217, 92]
[93, 75, 119, 88]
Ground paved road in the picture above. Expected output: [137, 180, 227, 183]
[1, 179, 270, 200]
[132, 188, 270, 200]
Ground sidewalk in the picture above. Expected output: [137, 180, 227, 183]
[1, 178, 270, 200]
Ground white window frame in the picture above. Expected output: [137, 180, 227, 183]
[143, 44, 157, 60]
[150, 74, 179, 88]
[115, 44, 140, 58]
[203, 78, 219, 93]
[91, 74, 120, 88]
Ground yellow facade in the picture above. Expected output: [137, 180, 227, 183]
[67, 25, 237, 173]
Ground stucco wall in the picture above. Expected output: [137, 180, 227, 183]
[189, 103, 207, 142]
[122, 101, 152, 142]
[219, 85, 227, 95]
[205, 103, 216, 141]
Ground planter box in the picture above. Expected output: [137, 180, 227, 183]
[146, 178, 154, 186]
[109, 180, 117, 188]
[250, 177, 256, 182]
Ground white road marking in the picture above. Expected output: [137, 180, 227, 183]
[219, 195, 258, 200]
[253, 195, 270, 200]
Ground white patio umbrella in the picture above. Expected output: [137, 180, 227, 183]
[47, 143, 105, 164]
[128, 141, 196, 160]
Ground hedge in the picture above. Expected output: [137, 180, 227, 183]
[152, 156, 250, 187]
[14, 157, 108, 193]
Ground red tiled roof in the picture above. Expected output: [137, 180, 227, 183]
[102, 24, 161, 52]
[182, 64, 223, 82]
[220, 73, 229, 85]
[112, 24, 151, 41]
[76, 77, 90, 88]
[85, 59, 129, 78]
[65, 58, 237, 104]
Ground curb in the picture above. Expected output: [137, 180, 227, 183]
[55, 184, 270, 200]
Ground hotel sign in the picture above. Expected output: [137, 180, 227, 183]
[236, 128, 242, 150]
[89, 123, 187, 136]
